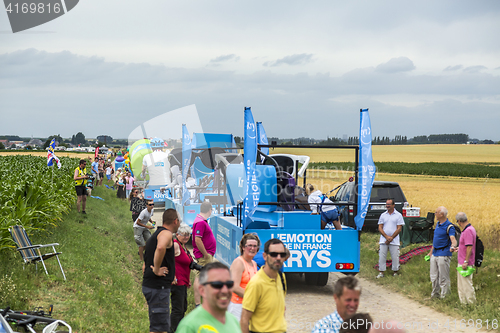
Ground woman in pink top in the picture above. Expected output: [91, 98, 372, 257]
[171, 224, 194, 332]
[228, 233, 261, 321]
[125, 171, 134, 199]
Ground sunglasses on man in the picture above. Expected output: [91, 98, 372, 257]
[267, 252, 287, 258]
[202, 281, 234, 289]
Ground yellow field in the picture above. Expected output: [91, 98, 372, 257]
[306, 170, 500, 250]
[272, 144, 500, 163]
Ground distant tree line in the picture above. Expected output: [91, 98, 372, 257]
[2, 132, 498, 150]
[236, 133, 497, 146]
[411, 134, 469, 144]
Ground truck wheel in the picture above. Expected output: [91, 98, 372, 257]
[316, 272, 329, 286]
[305, 272, 317, 285]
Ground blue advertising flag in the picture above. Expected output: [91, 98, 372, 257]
[243, 107, 260, 229]
[354, 109, 376, 231]
[47, 138, 61, 169]
[181, 125, 192, 206]
[256, 122, 269, 155]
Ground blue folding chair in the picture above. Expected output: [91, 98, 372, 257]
[8, 225, 66, 280]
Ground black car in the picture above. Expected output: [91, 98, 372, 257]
[332, 181, 407, 229]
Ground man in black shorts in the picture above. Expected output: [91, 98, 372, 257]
[74, 159, 89, 214]
[142, 208, 180, 333]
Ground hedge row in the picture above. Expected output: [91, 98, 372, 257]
[309, 162, 500, 178]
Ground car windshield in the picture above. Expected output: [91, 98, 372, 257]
[370, 185, 405, 202]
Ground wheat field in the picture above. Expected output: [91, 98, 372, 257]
[272, 144, 500, 163]
[293, 144, 500, 250]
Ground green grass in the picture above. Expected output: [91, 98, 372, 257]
[358, 232, 500, 331]
[0, 186, 152, 332]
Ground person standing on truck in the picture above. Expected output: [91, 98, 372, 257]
[426, 206, 457, 299]
[306, 184, 341, 230]
[142, 208, 180, 333]
[228, 233, 260, 321]
[240, 238, 287, 333]
[311, 276, 362, 333]
[192, 201, 216, 307]
[376, 199, 405, 278]
[451, 212, 476, 304]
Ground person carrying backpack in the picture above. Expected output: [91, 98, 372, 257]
[451, 212, 477, 304]
[427, 206, 457, 299]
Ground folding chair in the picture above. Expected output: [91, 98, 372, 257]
[409, 212, 435, 244]
[8, 225, 66, 280]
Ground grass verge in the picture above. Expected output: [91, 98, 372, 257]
[358, 231, 500, 331]
[0, 185, 150, 332]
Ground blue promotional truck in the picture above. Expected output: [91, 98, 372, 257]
[208, 108, 376, 286]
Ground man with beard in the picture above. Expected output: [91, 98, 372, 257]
[241, 238, 287, 333]
[176, 262, 241, 333]
[312, 276, 362, 333]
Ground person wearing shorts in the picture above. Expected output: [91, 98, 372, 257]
[91, 157, 99, 183]
[134, 200, 155, 261]
[98, 158, 105, 186]
[192, 201, 216, 306]
[306, 184, 341, 230]
[105, 164, 113, 181]
[74, 159, 89, 214]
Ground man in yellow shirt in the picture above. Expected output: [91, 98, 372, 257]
[241, 238, 287, 333]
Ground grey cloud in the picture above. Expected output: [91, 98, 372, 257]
[444, 65, 463, 71]
[208, 54, 240, 67]
[375, 57, 415, 74]
[1, 49, 500, 140]
[263, 54, 314, 67]
[3, 49, 500, 96]
[463, 65, 487, 73]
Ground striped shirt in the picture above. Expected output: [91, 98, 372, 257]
[312, 310, 343, 333]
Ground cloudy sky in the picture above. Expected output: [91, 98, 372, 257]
[1, 0, 499, 141]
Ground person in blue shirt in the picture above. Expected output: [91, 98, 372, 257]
[427, 206, 457, 299]
[91, 157, 99, 183]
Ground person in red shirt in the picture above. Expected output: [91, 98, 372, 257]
[171, 224, 195, 332]
[452, 212, 476, 304]
[192, 201, 215, 306]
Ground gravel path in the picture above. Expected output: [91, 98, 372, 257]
[285, 272, 487, 333]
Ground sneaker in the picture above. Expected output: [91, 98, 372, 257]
[82, 211, 86, 214]
[376, 273, 384, 279]
[393, 272, 398, 277]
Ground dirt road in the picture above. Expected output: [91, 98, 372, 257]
[285, 272, 487, 333]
